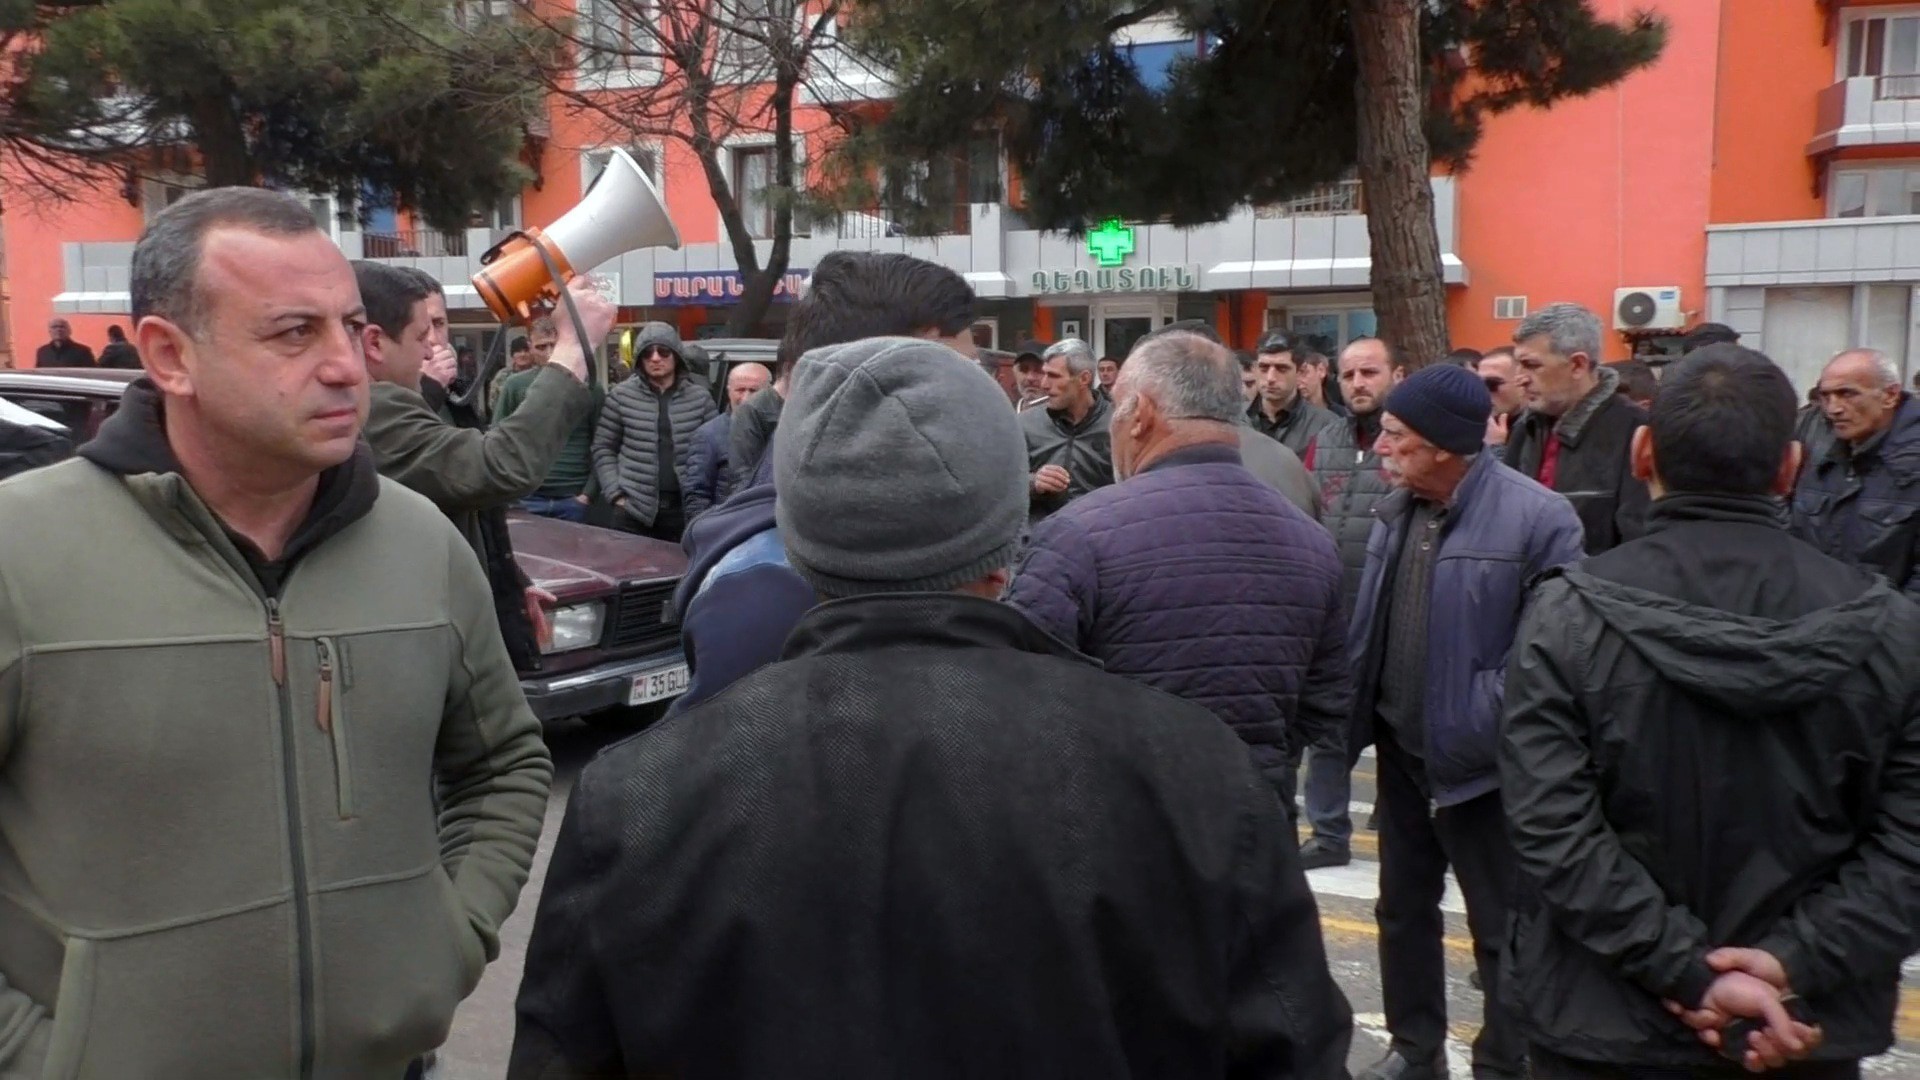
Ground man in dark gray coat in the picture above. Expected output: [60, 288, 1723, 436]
[592, 322, 717, 542]
[1022, 337, 1114, 522]
[1296, 336, 1406, 871]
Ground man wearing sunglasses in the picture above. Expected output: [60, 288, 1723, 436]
[592, 324, 718, 543]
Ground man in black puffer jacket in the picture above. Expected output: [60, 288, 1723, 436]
[592, 321, 716, 542]
[1502, 345, 1920, 1079]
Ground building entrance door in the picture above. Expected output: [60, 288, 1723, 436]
[1094, 297, 1176, 360]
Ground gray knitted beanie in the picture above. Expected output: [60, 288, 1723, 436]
[774, 336, 1025, 597]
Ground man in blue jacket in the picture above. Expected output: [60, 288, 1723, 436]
[1347, 364, 1585, 1080]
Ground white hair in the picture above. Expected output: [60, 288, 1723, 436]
[1515, 302, 1604, 362]
[1043, 338, 1098, 380]
[1831, 347, 1903, 389]
[1119, 331, 1243, 423]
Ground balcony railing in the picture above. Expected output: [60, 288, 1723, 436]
[362, 229, 469, 258]
[1881, 74, 1920, 101]
[834, 203, 974, 239]
[1256, 179, 1365, 218]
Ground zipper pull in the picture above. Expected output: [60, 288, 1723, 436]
[267, 599, 287, 687]
[316, 639, 334, 734]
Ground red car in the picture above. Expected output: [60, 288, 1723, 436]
[0, 368, 690, 723]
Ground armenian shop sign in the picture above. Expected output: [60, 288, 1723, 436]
[654, 269, 810, 306]
[1028, 219, 1199, 295]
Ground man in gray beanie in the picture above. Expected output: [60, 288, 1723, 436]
[1346, 362, 1586, 1080]
[776, 337, 1027, 594]
[511, 336, 1354, 1080]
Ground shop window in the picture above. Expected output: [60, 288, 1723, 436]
[1280, 308, 1377, 356]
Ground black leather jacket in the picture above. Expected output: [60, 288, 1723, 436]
[1792, 394, 1920, 598]
[1500, 494, 1920, 1068]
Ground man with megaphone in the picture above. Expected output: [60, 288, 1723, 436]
[355, 260, 615, 669]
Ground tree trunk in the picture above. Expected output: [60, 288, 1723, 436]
[1350, 0, 1449, 369]
[187, 93, 256, 187]
[724, 73, 799, 337]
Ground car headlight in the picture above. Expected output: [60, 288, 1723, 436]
[541, 602, 606, 655]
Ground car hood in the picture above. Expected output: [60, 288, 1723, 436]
[508, 512, 687, 598]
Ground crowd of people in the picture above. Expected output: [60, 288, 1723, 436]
[0, 186, 1915, 1080]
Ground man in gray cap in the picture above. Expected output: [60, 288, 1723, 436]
[511, 336, 1353, 1080]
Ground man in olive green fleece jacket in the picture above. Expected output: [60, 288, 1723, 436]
[353, 263, 611, 668]
[354, 261, 608, 557]
[0, 188, 550, 1079]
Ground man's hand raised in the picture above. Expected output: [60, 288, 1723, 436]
[548, 276, 618, 383]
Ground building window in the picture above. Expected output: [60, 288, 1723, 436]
[451, 0, 511, 28]
[584, 145, 661, 191]
[1846, 14, 1920, 78]
[578, 0, 653, 72]
[1829, 166, 1920, 218]
[470, 193, 522, 231]
[716, 0, 781, 80]
[731, 145, 777, 239]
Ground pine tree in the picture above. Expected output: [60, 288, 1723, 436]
[841, 0, 1666, 366]
[0, 0, 555, 229]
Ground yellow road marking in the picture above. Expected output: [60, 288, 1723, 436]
[1320, 913, 1475, 956]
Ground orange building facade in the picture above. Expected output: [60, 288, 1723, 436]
[3, 1, 1908, 393]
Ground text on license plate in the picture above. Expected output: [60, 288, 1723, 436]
[628, 664, 691, 706]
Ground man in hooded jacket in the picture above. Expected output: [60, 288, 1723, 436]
[592, 322, 716, 543]
[1501, 345, 1920, 1078]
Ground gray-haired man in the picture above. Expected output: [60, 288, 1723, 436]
[1023, 337, 1115, 521]
[1505, 302, 1651, 553]
[1009, 330, 1351, 812]
[1792, 346, 1920, 596]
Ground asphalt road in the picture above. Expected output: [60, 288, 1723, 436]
[438, 723, 1920, 1079]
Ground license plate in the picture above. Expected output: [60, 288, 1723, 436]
[628, 664, 690, 706]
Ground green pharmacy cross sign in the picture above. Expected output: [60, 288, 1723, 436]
[1087, 219, 1136, 267]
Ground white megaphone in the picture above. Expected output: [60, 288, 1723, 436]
[472, 148, 681, 322]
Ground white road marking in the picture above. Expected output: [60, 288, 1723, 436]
[1307, 857, 1466, 916]
[1351, 1012, 1473, 1079]
[1294, 798, 1377, 817]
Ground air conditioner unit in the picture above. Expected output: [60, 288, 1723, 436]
[1613, 286, 1684, 332]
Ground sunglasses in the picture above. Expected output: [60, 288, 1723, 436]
[640, 346, 676, 360]
[1483, 377, 1505, 392]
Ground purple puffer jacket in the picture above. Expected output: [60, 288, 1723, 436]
[1006, 443, 1352, 796]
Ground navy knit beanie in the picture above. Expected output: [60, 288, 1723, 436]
[1383, 363, 1492, 456]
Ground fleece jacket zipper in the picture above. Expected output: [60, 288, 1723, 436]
[267, 597, 318, 1079]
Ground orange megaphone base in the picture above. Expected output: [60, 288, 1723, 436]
[473, 228, 578, 324]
